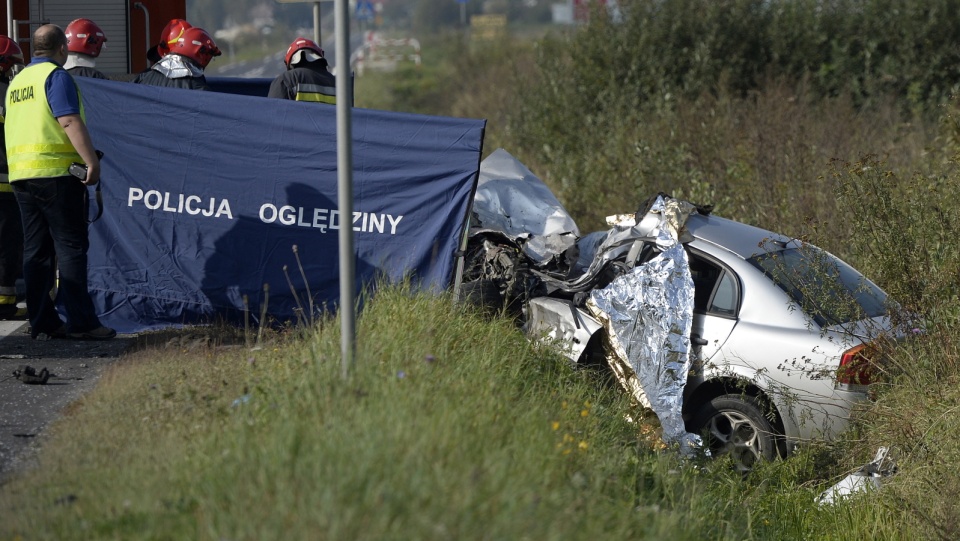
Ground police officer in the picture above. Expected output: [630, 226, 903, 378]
[268, 37, 336, 103]
[64, 18, 108, 79]
[0, 35, 24, 319]
[4, 24, 115, 340]
[133, 27, 220, 90]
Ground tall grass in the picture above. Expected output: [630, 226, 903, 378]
[0, 287, 920, 540]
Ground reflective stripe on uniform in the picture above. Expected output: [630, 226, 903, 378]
[294, 83, 336, 104]
[7, 143, 78, 177]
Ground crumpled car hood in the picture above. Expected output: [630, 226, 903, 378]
[472, 148, 580, 266]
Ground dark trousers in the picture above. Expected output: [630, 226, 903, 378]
[0, 191, 22, 288]
[12, 177, 102, 336]
[0, 191, 23, 317]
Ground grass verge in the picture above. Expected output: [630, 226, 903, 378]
[0, 286, 919, 540]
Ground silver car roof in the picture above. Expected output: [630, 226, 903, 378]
[685, 212, 799, 260]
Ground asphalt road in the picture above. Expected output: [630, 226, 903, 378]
[0, 321, 137, 485]
[206, 34, 363, 79]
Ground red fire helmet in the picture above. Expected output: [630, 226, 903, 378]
[283, 37, 324, 68]
[0, 36, 23, 71]
[171, 27, 221, 69]
[157, 19, 193, 58]
[65, 18, 108, 57]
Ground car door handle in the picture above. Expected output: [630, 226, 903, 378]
[691, 334, 708, 346]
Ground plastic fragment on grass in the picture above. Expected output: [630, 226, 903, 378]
[817, 446, 896, 505]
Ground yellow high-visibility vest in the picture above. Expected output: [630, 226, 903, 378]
[4, 61, 84, 182]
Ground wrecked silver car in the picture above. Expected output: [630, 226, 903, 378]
[458, 149, 893, 471]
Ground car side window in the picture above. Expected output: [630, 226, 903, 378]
[688, 253, 739, 317]
[711, 272, 737, 315]
[689, 257, 719, 312]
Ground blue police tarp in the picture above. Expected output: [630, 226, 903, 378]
[75, 77, 485, 333]
[206, 77, 273, 97]
[205, 76, 355, 102]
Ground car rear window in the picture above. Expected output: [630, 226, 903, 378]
[748, 246, 888, 327]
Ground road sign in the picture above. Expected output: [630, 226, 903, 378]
[356, 1, 375, 21]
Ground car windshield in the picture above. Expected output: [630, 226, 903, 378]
[748, 246, 888, 327]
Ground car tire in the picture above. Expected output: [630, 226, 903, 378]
[690, 394, 779, 472]
[457, 279, 503, 311]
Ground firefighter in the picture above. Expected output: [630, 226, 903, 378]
[0, 35, 25, 319]
[64, 18, 108, 79]
[268, 37, 336, 103]
[133, 26, 220, 90]
[4, 24, 115, 340]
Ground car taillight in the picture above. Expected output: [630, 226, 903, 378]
[837, 344, 872, 386]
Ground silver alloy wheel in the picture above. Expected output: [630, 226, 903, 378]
[704, 409, 764, 472]
[691, 394, 779, 472]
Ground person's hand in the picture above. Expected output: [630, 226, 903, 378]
[83, 162, 101, 186]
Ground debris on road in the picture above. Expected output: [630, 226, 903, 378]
[12, 365, 50, 385]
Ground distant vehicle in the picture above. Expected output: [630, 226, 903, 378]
[459, 150, 896, 471]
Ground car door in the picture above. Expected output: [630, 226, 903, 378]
[687, 250, 739, 371]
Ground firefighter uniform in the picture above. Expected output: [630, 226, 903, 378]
[0, 75, 24, 319]
[268, 63, 336, 103]
[66, 63, 108, 80]
[269, 38, 336, 104]
[132, 54, 209, 90]
[64, 18, 108, 80]
[132, 28, 219, 91]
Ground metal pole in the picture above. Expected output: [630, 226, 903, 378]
[313, 2, 321, 44]
[133, 3, 151, 67]
[6, 0, 12, 37]
[335, 0, 355, 379]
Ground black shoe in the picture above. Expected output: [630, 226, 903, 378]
[0, 304, 26, 320]
[68, 326, 117, 340]
[32, 324, 67, 340]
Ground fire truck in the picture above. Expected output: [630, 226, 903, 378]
[3, 0, 186, 75]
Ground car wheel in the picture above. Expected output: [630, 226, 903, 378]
[690, 394, 779, 472]
[457, 279, 503, 311]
